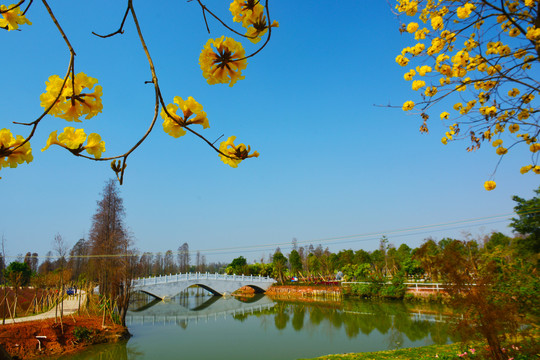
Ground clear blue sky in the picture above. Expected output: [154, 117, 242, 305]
[1, 1, 538, 264]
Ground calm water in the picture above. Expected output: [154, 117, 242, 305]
[56, 291, 457, 360]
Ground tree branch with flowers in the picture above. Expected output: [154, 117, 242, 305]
[0, 0, 277, 184]
[395, 0, 540, 190]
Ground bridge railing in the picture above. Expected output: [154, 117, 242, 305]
[131, 272, 275, 287]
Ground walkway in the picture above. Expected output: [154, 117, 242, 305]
[1, 292, 86, 324]
[131, 272, 276, 299]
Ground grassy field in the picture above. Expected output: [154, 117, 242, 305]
[297, 340, 536, 360]
[297, 343, 465, 360]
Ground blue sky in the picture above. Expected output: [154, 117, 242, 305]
[1, 1, 538, 264]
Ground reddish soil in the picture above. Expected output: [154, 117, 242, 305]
[0, 315, 128, 359]
[0, 288, 52, 319]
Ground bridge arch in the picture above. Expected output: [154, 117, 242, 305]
[131, 273, 276, 300]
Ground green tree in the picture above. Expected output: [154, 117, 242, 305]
[4, 262, 31, 287]
[227, 256, 247, 275]
[288, 249, 302, 276]
[272, 249, 288, 284]
[510, 186, 540, 254]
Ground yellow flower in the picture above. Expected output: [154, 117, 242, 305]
[402, 101, 415, 111]
[414, 27, 430, 40]
[457, 3, 476, 19]
[199, 36, 247, 87]
[57, 127, 86, 150]
[518, 109, 530, 120]
[160, 96, 209, 138]
[492, 139, 503, 147]
[508, 88, 520, 97]
[425, 86, 437, 96]
[84, 133, 106, 159]
[404, 69, 416, 81]
[406, 22, 419, 33]
[520, 165, 533, 174]
[484, 180, 496, 191]
[509, 124, 520, 133]
[218, 136, 259, 168]
[526, 26, 540, 41]
[522, 93, 534, 104]
[0, 129, 33, 170]
[0, 4, 31, 31]
[412, 80, 426, 91]
[40, 73, 103, 122]
[440, 112, 450, 120]
[395, 54, 410, 66]
[496, 147, 508, 155]
[533, 166, 540, 174]
[431, 15, 443, 30]
[441, 137, 448, 145]
[416, 65, 432, 76]
[530, 143, 540, 153]
[41, 131, 60, 152]
[230, 0, 264, 25]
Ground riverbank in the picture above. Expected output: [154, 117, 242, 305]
[0, 315, 128, 359]
[298, 342, 467, 360]
[265, 284, 447, 303]
[298, 336, 538, 360]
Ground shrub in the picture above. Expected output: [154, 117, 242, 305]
[73, 326, 92, 342]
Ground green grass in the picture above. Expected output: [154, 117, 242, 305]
[297, 342, 473, 360]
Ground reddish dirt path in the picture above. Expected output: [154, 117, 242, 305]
[0, 315, 128, 359]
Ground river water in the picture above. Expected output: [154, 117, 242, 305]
[57, 291, 457, 360]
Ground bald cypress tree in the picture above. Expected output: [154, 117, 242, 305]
[88, 179, 134, 326]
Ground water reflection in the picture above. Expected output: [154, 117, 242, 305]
[64, 294, 459, 360]
[256, 299, 459, 348]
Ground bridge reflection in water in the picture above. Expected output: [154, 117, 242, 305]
[125, 292, 275, 327]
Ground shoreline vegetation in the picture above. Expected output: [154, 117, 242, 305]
[0, 284, 536, 359]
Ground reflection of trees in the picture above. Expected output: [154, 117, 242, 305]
[388, 326, 404, 350]
[233, 313, 249, 322]
[329, 309, 343, 329]
[291, 305, 305, 331]
[430, 322, 451, 345]
[309, 307, 324, 325]
[176, 319, 188, 329]
[274, 302, 290, 330]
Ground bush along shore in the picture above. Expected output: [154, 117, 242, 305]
[266, 280, 448, 303]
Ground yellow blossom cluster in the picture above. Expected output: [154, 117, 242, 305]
[0, 4, 31, 30]
[160, 96, 209, 138]
[395, 0, 540, 189]
[199, 36, 248, 87]
[2, 0, 272, 180]
[40, 73, 103, 122]
[41, 127, 106, 159]
[0, 129, 33, 178]
[218, 136, 259, 168]
[230, 0, 278, 44]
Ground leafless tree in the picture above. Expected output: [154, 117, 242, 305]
[178, 243, 190, 273]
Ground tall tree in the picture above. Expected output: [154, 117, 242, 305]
[88, 179, 133, 326]
[177, 243, 190, 273]
[288, 249, 302, 275]
[67, 239, 89, 281]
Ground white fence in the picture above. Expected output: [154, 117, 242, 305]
[341, 282, 447, 292]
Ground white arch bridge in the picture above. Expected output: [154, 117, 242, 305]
[131, 273, 276, 299]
